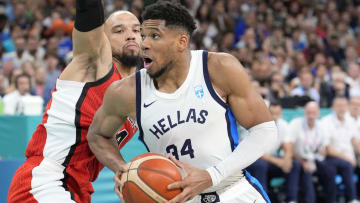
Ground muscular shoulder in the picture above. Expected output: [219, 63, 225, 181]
[103, 73, 136, 117]
[207, 52, 249, 97]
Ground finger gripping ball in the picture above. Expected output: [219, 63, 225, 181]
[120, 153, 182, 203]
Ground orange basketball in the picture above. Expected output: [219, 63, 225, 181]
[120, 153, 182, 203]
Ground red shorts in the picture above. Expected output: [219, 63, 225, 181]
[8, 156, 92, 203]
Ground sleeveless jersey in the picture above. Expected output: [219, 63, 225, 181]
[25, 64, 137, 184]
[136, 50, 239, 170]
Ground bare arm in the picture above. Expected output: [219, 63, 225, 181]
[87, 77, 136, 172]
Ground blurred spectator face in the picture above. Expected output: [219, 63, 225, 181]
[331, 65, 342, 73]
[220, 32, 234, 51]
[290, 1, 300, 15]
[270, 73, 284, 91]
[245, 11, 256, 27]
[329, 34, 340, 48]
[295, 52, 307, 69]
[21, 61, 35, 77]
[305, 101, 319, 125]
[300, 72, 313, 90]
[332, 72, 346, 92]
[11, 25, 24, 39]
[14, 37, 26, 53]
[10, 68, 22, 83]
[2, 59, 14, 79]
[114, 0, 125, 10]
[349, 97, 360, 117]
[251, 80, 268, 98]
[104, 11, 141, 68]
[317, 64, 328, 79]
[47, 37, 59, 55]
[345, 46, 358, 61]
[214, 0, 225, 14]
[16, 75, 30, 95]
[269, 104, 282, 121]
[14, 3, 25, 20]
[27, 35, 40, 53]
[198, 4, 210, 21]
[35, 68, 46, 85]
[347, 63, 360, 79]
[332, 97, 348, 118]
[314, 53, 326, 65]
[45, 54, 59, 72]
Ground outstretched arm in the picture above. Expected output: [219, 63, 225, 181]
[61, 0, 112, 81]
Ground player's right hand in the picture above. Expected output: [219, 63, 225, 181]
[114, 163, 130, 201]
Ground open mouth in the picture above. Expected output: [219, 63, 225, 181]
[143, 57, 153, 69]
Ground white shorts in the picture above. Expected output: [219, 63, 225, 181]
[187, 171, 270, 203]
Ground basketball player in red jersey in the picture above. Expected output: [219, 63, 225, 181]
[8, 0, 141, 202]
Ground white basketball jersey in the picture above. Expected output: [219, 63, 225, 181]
[136, 50, 239, 170]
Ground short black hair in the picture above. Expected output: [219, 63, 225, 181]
[142, 1, 197, 36]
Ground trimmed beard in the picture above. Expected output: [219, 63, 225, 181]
[113, 52, 142, 69]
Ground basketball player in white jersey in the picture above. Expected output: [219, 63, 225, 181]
[87, 2, 278, 203]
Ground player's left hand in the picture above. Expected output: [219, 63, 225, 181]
[166, 156, 212, 203]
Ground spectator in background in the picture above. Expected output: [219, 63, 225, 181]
[325, 32, 345, 66]
[24, 34, 46, 68]
[247, 102, 300, 203]
[347, 96, 360, 131]
[290, 101, 334, 203]
[314, 64, 332, 107]
[5, 68, 22, 94]
[3, 73, 30, 114]
[7, 35, 32, 68]
[346, 62, 360, 97]
[321, 97, 359, 203]
[34, 68, 46, 99]
[290, 70, 320, 103]
[328, 71, 351, 106]
[268, 72, 288, 104]
[43, 53, 61, 106]
[20, 60, 37, 95]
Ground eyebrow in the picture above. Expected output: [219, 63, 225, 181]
[112, 24, 141, 31]
[141, 27, 161, 32]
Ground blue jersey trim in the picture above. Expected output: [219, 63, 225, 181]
[244, 170, 271, 203]
[135, 71, 150, 152]
[225, 108, 239, 151]
[202, 50, 227, 109]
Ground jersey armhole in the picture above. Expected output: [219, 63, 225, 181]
[202, 50, 228, 109]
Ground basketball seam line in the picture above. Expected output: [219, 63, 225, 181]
[136, 167, 179, 182]
[127, 160, 136, 203]
[136, 166, 179, 201]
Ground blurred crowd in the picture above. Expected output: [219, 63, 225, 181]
[0, 0, 360, 113]
[0, 0, 360, 202]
